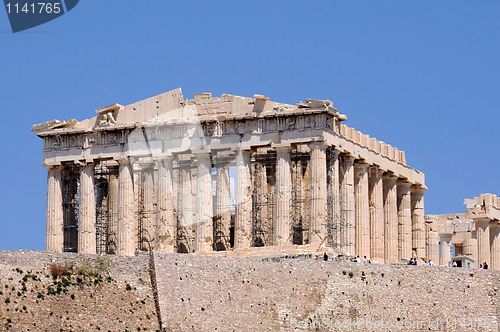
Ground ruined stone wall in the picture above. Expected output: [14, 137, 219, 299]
[0, 251, 159, 331]
[2, 251, 500, 331]
[154, 252, 500, 332]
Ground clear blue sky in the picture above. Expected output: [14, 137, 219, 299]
[1, 1, 499, 251]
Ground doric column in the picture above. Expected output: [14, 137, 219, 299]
[215, 159, 232, 251]
[117, 159, 137, 256]
[141, 167, 156, 251]
[234, 149, 252, 250]
[274, 146, 292, 246]
[463, 233, 478, 264]
[411, 186, 426, 261]
[310, 142, 327, 245]
[157, 157, 177, 252]
[397, 181, 412, 261]
[368, 166, 384, 263]
[195, 152, 213, 253]
[383, 174, 398, 263]
[354, 161, 370, 258]
[425, 215, 439, 264]
[341, 155, 356, 256]
[439, 233, 452, 266]
[490, 223, 500, 270]
[46, 165, 64, 252]
[107, 168, 119, 254]
[78, 163, 96, 254]
[326, 149, 340, 248]
[475, 218, 491, 267]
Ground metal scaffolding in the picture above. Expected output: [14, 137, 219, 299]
[62, 165, 79, 253]
[251, 150, 276, 247]
[326, 148, 354, 255]
[95, 162, 119, 254]
[291, 146, 311, 245]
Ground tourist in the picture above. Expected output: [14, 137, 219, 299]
[356, 255, 361, 263]
[323, 252, 328, 261]
[452, 261, 457, 267]
[479, 264, 483, 269]
[408, 258, 414, 265]
[428, 260, 435, 266]
[484, 262, 489, 270]
[364, 256, 371, 264]
[413, 259, 418, 266]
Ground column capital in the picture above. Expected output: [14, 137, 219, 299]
[309, 140, 328, 150]
[116, 158, 133, 166]
[397, 179, 412, 189]
[410, 184, 427, 194]
[383, 172, 398, 181]
[341, 153, 355, 162]
[274, 145, 292, 152]
[43, 163, 63, 171]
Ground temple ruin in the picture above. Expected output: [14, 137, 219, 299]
[32, 88, 428, 263]
[427, 193, 500, 270]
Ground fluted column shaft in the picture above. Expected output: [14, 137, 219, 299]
[425, 216, 439, 264]
[195, 152, 213, 253]
[354, 162, 370, 258]
[215, 162, 232, 250]
[235, 150, 252, 250]
[397, 181, 412, 261]
[475, 219, 491, 267]
[141, 168, 156, 250]
[310, 142, 327, 245]
[107, 169, 119, 254]
[490, 224, 500, 270]
[46, 165, 64, 252]
[463, 234, 478, 264]
[411, 186, 426, 261]
[274, 147, 292, 246]
[368, 166, 384, 263]
[157, 157, 176, 252]
[117, 160, 137, 256]
[341, 155, 356, 256]
[383, 174, 398, 262]
[78, 164, 96, 254]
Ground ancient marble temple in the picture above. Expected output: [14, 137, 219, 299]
[33, 88, 428, 262]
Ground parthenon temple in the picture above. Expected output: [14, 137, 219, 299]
[32, 88, 429, 263]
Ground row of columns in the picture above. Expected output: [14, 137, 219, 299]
[45, 142, 426, 261]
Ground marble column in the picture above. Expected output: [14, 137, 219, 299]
[411, 186, 426, 261]
[463, 234, 478, 264]
[195, 152, 213, 253]
[475, 218, 491, 267]
[354, 162, 370, 258]
[117, 159, 137, 256]
[107, 169, 119, 254]
[383, 174, 398, 263]
[141, 168, 156, 250]
[274, 146, 292, 246]
[368, 166, 384, 263]
[78, 163, 96, 254]
[157, 157, 177, 252]
[310, 142, 327, 245]
[439, 234, 452, 266]
[341, 155, 356, 256]
[397, 181, 412, 261]
[46, 165, 64, 252]
[490, 223, 500, 270]
[235, 150, 252, 250]
[215, 161, 232, 250]
[425, 216, 439, 264]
